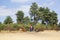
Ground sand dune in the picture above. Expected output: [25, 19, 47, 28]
[0, 31, 60, 40]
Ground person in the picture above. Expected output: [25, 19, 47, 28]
[30, 24, 33, 32]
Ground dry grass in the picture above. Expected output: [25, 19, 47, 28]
[0, 30, 60, 40]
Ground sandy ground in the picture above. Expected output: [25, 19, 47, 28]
[0, 31, 60, 40]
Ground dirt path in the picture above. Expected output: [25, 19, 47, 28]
[0, 31, 60, 40]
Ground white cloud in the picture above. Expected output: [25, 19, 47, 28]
[0, 5, 30, 22]
[37, 0, 55, 8]
[48, 2, 55, 6]
[0, 5, 30, 16]
[11, 0, 32, 3]
[46, 0, 53, 2]
[42, 1, 55, 7]
[17, 5, 30, 16]
[0, 6, 17, 22]
[0, 6, 16, 16]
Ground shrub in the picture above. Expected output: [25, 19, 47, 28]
[35, 23, 46, 32]
[24, 24, 30, 31]
[13, 24, 21, 30]
[46, 24, 58, 30]
[0, 24, 6, 30]
[47, 25, 53, 30]
[53, 24, 58, 30]
[4, 24, 14, 31]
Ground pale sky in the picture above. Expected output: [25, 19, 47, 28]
[0, 0, 60, 23]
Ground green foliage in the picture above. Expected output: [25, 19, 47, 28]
[16, 11, 24, 24]
[0, 24, 6, 30]
[46, 24, 57, 30]
[23, 16, 30, 24]
[4, 24, 14, 31]
[0, 22, 2, 24]
[11, 24, 24, 30]
[58, 23, 60, 28]
[13, 24, 19, 29]
[30, 2, 39, 25]
[35, 23, 46, 31]
[53, 24, 57, 30]
[4, 16, 13, 24]
[30, 2, 58, 27]
[57, 23, 60, 30]
[4, 24, 22, 31]
[38, 7, 58, 25]
[47, 25, 53, 30]
[24, 24, 30, 31]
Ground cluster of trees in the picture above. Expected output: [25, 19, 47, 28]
[30, 2, 58, 26]
[0, 2, 60, 31]
[29, 2, 59, 30]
